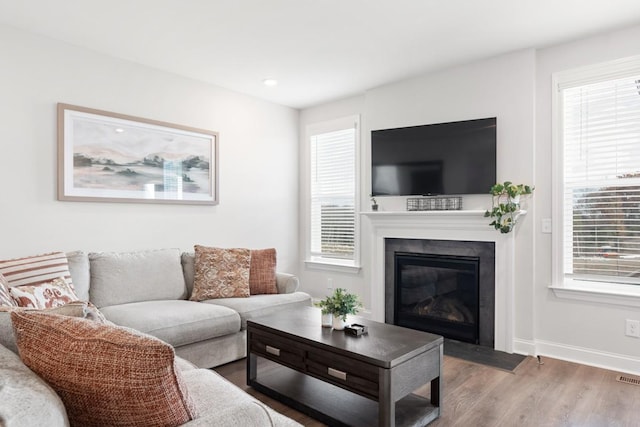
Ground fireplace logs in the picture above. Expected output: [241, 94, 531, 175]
[411, 294, 475, 323]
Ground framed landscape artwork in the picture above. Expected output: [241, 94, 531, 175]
[57, 103, 218, 205]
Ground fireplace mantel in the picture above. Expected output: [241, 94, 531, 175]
[361, 210, 523, 353]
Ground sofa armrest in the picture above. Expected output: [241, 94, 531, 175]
[275, 273, 299, 294]
[0, 344, 70, 426]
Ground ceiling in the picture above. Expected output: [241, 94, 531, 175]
[2, 0, 640, 109]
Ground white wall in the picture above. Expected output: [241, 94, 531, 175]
[534, 24, 640, 374]
[365, 49, 537, 348]
[300, 24, 640, 374]
[299, 50, 537, 344]
[0, 24, 300, 272]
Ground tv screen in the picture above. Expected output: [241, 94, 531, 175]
[371, 117, 496, 196]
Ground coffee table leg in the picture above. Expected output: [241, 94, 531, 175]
[431, 377, 440, 407]
[432, 343, 443, 407]
[247, 352, 257, 384]
[379, 369, 395, 427]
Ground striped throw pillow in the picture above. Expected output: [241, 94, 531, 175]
[0, 252, 74, 290]
[0, 273, 17, 307]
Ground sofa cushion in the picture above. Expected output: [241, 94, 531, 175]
[204, 292, 312, 329]
[275, 272, 300, 294]
[180, 368, 301, 427]
[0, 273, 17, 307]
[9, 277, 78, 309]
[11, 311, 198, 427]
[0, 251, 74, 290]
[175, 355, 198, 372]
[182, 401, 298, 426]
[0, 342, 69, 426]
[0, 301, 107, 354]
[89, 248, 187, 308]
[99, 300, 241, 347]
[190, 246, 251, 300]
[66, 250, 90, 301]
[182, 252, 197, 297]
[249, 248, 278, 295]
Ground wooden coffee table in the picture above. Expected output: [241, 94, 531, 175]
[247, 306, 443, 427]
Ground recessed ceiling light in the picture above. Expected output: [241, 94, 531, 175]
[263, 78, 278, 87]
[114, 128, 125, 133]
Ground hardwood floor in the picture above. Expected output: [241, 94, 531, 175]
[214, 355, 640, 427]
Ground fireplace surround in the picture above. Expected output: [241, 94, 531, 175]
[386, 239, 495, 347]
[362, 210, 518, 353]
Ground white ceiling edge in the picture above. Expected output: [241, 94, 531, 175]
[1, 0, 640, 109]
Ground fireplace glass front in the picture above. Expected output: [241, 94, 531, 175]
[394, 252, 480, 344]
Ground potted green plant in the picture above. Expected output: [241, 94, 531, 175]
[370, 195, 379, 211]
[315, 288, 363, 330]
[484, 181, 534, 234]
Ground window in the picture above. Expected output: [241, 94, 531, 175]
[307, 116, 359, 270]
[553, 56, 640, 299]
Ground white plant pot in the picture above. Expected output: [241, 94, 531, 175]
[332, 316, 347, 330]
[321, 312, 333, 328]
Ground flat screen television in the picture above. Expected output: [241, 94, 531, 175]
[371, 117, 496, 196]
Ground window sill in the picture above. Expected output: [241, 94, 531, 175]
[304, 259, 361, 274]
[549, 280, 640, 308]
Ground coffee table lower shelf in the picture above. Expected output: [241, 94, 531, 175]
[250, 362, 439, 427]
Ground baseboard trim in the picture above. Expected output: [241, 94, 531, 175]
[307, 314, 639, 375]
[513, 338, 536, 356]
[534, 339, 640, 376]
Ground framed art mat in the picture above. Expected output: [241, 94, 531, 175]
[58, 103, 218, 205]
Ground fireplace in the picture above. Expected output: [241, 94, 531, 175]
[394, 252, 480, 344]
[385, 238, 495, 348]
[364, 210, 517, 352]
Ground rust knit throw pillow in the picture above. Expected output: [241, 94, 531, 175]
[249, 248, 278, 295]
[190, 246, 251, 300]
[10, 311, 197, 427]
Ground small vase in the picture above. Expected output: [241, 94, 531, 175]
[372, 204, 378, 211]
[332, 316, 347, 330]
[321, 312, 333, 328]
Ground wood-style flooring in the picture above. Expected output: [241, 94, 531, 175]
[214, 355, 640, 427]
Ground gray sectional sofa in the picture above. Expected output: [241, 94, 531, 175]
[0, 342, 302, 426]
[76, 248, 311, 368]
[0, 247, 311, 426]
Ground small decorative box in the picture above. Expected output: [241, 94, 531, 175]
[344, 324, 368, 336]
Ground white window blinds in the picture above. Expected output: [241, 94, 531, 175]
[562, 73, 640, 284]
[310, 126, 356, 260]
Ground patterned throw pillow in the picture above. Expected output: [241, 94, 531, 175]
[0, 273, 17, 307]
[0, 301, 96, 317]
[190, 245, 251, 300]
[8, 277, 78, 309]
[10, 311, 197, 427]
[249, 248, 278, 295]
[0, 251, 74, 290]
[0, 301, 109, 355]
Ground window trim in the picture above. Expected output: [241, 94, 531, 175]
[550, 55, 640, 307]
[304, 115, 361, 273]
